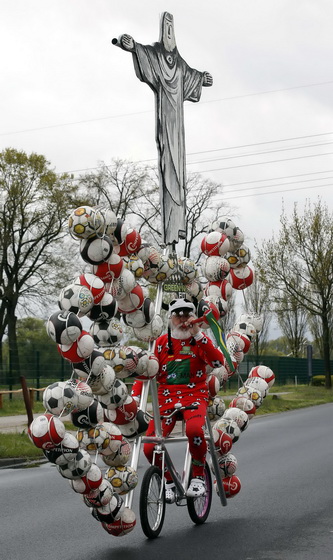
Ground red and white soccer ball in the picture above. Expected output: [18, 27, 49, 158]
[117, 284, 144, 313]
[70, 463, 103, 494]
[204, 256, 230, 282]
[93, 253, 124, 282]
[74, 273, 105, 304]
[229, 396, 257, 419]
[248, 365, 275, 388]
[212, 427, 233, 455]
[122, 298, 155, 327]
[207, 374, 220, 398]
[58, 330, 95, 363]
[104, 396, 138, 425]
[244, 376, 269, 398]
[117, 229, 142, 256]
[28, 413, 66, 449]
[228, 265, 254, 290]
[222, 475, 242, 498]
[201, 231, 230, 257]
[101, 507, 136, 536]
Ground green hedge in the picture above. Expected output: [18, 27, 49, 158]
[311, 375, 333, 386]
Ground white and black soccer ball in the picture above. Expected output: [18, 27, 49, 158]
[133, 314, 163, 342]
[80, 234, 113, 265]
[57, 449, 92, 480]
[207, 396, 226, 421]
[72, 350, 107, 380]
[237, 312, 263, 333]
[46, 310, 82, 346]
[212, 452, 238, 477]
[104, 466, 138, 495]
[83, 479, 114, 507]
[58, 283, 94, 315]
[214, 417, 241, 443]
[89, 292, 118, 323]
[209, 216, 236, 237]
[244, 377, 269, 398]
[123, 255, 144, 278]
[228, 227, 245, 252]
[122, 298, 155, 328]
[236, 385, 264, 408]
[110, 268, 136, 300]
[71, 399, 104, 429]
[77, 424, 113, 454]
[97, 379, 128, 410]
[90, 318, 123, 347]
[223, 408, 249, 432]
[68, 206, 105, 239]
[101, 437, 132, 467]
[87, 365, 116, 395]
[43, 381, 79, 416]
[103, 346, 138, 379]
[226, 244, 251, 269]
[91, 493, 125, 523]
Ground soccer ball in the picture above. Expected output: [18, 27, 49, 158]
[77, 424, 113, 454]
[68, 379, 94, 411]
[223, 408, 249, 432]
[74, 273, 105, 304]
[214, 417, 241, 443]
[133, 314, 163, 342]
[28, 413, 65, 450]
[84, 479, 114, 507]
[146, 255, 176, 284]
[89, 292, 118, 323]
[229, 265, 254, 290]
[207, 396, 226, 420]
[123, 255, 144, 278]
[87, 365, 116, 395]
[211, 452, 238, 477]
[90, 318, 123, 347]
[57, 449, 92, 480]
[103, 346, 138, 379]
[222, 475, 242, 498]
[104, 395, 138, 425]
[203, 256, 230, 282]
[244, 376, 269, 398]
[228, 396, 257, 419]
[232, 320, 257, 341]
[43, 381, 79, 416]
[228, 227, 245, 252]
[138, 244, 161, 267]
[58, 283, 94, 315]
[210, 365, 229, 385]
[236, 385, 263, 408]
[118, 228, 142, 256]
[117, 284, 144, 313]
[177, 257, 198, 284]
[46, 310, 82, 345]
[69, 331, 95, 361]
[70, 463, 103, 494]
[72, 350, 107, 379]
[71, 400, 105, 429]
[101, 507, 136, 536]
[43, 432, 79, 465]
[209, 216, 237, 237]
[185, 279, 204, 300]
[110, 268, 136, 300]
[104, 466, 138, 495]
[101, 437, 132, 467]
[201, 231, 230, 257]
[122, 298, 155, 328]
[227, 331, 251, 354]
[248, 365, 275, 387]
[101, 208, 117, 236]
[212, 426, 233, 455]
[97, 379, 128, 410]
[80, 235, 113, 265]
[110, 218, 128, 245]
[93, 253, 124, 282]
[226, 244, 251, 269]
[207, 374, 220, 398]
[68, 206, 104, 239]
[91, 493, 125, 523]
[237, 312, 263, 333]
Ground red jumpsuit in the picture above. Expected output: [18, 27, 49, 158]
[133, 332, 225, 480]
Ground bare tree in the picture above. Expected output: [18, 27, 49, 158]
[275, 294, 309, 357]
[241, 271, 272, 359]
[256, 198, 333, 388]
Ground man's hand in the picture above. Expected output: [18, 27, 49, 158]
[120, 34, 135, 51]
[202, 71, 213, 87]
[184, 317, 201, 336]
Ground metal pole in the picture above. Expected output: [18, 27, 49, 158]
[20, 375, 34, 427]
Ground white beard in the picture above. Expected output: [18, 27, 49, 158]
[171, 325, 192, 340]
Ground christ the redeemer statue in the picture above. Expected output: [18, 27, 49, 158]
[113, 12, 213, 245]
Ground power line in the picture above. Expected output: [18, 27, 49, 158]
[222, 169, 333, 187]
[222, 175, 333, 195]
[218, 181, 333, 201]
[2, 80, 333, 137]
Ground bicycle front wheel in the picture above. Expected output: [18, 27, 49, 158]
[139, 465, 166, 539]
[187, 463, 212, 524]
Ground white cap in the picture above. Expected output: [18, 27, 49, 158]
[168, 299, 196, 316]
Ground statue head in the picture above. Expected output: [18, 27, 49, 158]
[160, 12, 176, 52]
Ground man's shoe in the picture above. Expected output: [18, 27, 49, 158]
[165, 482, 176, 504]
[186, 478, 206, 498]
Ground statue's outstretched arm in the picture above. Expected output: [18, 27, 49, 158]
[202, 71, 213, 87]
[112, 34, 135, 52]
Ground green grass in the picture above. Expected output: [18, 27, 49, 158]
[0, 431, 45, 459]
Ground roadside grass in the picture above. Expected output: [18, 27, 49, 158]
[0, 384, 332, 459]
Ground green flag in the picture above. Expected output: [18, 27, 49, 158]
[205, 311, 236, 373]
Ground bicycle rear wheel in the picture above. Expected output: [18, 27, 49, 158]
[187, 463, 212, 524]
[139, 465, 166, 538]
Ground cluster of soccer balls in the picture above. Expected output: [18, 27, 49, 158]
[208, 360, 275, 498]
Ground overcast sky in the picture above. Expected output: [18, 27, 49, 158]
[2, 0, 333, 255]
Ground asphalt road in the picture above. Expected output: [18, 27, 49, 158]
[1, 404, 333, 560]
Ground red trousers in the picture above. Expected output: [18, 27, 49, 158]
[143, 401, 207, 480]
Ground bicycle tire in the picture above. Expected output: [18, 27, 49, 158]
[139, 465, 166, 539]
[187, 463, 212, 524]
